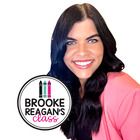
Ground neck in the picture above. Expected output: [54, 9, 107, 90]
[79, 79, 87, 98]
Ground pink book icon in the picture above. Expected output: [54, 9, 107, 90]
[48, 81, 51, 98]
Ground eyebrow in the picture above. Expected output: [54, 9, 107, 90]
[66, 34, 100, 41]
[86, 34, 99, 40]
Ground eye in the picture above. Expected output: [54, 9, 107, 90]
[66, 40, 77, 46]
[88, 38, 98, 44]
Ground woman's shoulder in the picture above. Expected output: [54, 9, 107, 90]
[102, 71, 140, 113]
[102, 72, 140, 131]
[107, 71, 140, 90]
[102, 71, 140, 110]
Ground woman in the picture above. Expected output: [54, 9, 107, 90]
[47, 3, 140, 140]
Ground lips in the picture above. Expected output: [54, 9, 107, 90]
[72, 59, 94, 69]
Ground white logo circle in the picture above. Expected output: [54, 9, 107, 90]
[17, 75, 72, 130]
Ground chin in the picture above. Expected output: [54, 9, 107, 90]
[76, 73, 93, 80]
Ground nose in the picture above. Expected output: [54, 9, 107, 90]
[77, 43, 88, 55]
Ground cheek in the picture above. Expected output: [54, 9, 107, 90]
[97, 44, 104, 56]
[98, 47, 104, 58]
[91, 45, 104, 59]
[63, 48, 75, 63]
[63, 55, 68, 66]
[63, 50, 72, 66]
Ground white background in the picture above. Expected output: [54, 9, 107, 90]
[0, 0, 140, 139]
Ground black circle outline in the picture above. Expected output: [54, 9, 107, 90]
[17, 75, 72, 130]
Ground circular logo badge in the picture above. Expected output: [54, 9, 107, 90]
[17, 75, 72, 130]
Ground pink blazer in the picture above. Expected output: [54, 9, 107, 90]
[92, 72, 140, 140]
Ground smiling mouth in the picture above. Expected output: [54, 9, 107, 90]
[72, 60, 94, 69]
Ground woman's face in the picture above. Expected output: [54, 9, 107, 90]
[64, 18, 104, 84]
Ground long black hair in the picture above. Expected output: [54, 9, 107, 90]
[47, 3, 124, 140]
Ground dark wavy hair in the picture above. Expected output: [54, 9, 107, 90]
[47, 3, 124, 140]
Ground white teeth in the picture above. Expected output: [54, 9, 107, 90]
[74, 61, 92, 66]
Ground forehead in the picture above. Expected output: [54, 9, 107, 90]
[67, 18, 98, 38]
